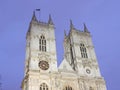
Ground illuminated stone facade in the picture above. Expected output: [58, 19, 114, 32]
[21, 12, 107, 90]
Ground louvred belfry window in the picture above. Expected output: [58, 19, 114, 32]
[39, 35, 46, 52]
[80, 43, 88, 58]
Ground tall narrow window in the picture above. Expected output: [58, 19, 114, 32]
[63, 86, 73, 90]
[80, 43, 88, 58]
[40, 83, 48, 90]
[39, 35, 46, 52]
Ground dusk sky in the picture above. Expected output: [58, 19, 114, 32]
[0, 0, 120, 90]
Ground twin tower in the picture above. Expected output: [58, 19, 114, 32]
[21, 11, 107, 90]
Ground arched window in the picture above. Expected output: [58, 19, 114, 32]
[80, 43, 88, 58]
[40, 83, 48, 90]
[39, 35, 46, 52]
[63, 86, 73, 90]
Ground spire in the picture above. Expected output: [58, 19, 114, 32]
[31, 11, 37, 21]
[70, 19, 74, 29]
[48, 14, 54, 25]
[84, 23, 89, 33]
[64, 30, 67, 37]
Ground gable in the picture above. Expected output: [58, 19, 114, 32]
[58, 58, 74, 72]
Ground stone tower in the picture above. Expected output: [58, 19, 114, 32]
[64, 20, 101, 77]
[21, 11, 107, 90]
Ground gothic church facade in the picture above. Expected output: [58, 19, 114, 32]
[21, 12, 107, 90]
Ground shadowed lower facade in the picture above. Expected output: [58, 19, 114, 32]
[21, 11, 107, 90]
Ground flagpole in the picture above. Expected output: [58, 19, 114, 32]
[35, 9, 40, 21]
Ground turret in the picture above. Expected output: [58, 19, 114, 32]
[64, 30, 67, 38]
[84, 23, 90, 33]
[31, 11, 37, 22]
[48, 14, 54, 25]
[70, 19, 74, 30]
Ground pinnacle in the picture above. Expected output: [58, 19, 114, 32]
[31, 11, 37, 21]
[70, 19, 74, 29]
[48, 14, 54, 25]
[64, 30, 67, 37]
[84, 23, 89, 33]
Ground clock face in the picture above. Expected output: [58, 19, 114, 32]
[39, 61, 49, 70]
[86, 69, 91, 74]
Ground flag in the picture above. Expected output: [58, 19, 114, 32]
[36, 9, 40, 11]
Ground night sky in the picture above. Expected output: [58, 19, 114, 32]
[0, 0, 120, 90]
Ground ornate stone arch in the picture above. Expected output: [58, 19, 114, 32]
[63, 82, 75, 90]
[63, 85, 73, 90]
[40, 83, 49, 90]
